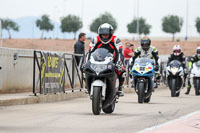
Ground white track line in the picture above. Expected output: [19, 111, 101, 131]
[137, 110, 200, 133]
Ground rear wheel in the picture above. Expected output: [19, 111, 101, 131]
[195, 79, 200, 96]
[92, 86, 102, 115]
[138, 82, 145, 103]
[176, 92, 180, 97]
[144, 95, 151, 103]
[103, 100, 116, 114]
[171, 78, 177, 97]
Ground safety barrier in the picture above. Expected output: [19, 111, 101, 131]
[33, 50, 84, 96]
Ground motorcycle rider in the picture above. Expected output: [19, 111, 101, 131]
[130, 37, 160, 88]
[167, 45, 187, 87]
[85, 23, 125, 97]
[185, 46, 200, 95]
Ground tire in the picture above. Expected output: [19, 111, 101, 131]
[176, 92, 180, 97]
[171, 78, 177, 97]
[138, 82, 145, 103]
[195, 79, 200, 96]
[92, 86, 102, 115]
[144, 95, 151, 103]
[103, 100, 116, 114]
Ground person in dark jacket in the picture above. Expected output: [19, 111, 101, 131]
[74, 33, 86, 66]
[167, 45, 187, 87]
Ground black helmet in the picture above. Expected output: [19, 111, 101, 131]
[141, 37, 151, 51]
[98, 23, 114, 44]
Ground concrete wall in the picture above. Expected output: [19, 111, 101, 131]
[0, 47, 82, 94]
[0, 47, 35, 93]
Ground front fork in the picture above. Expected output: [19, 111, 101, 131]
[90, 79, 106, 100]
[135, 78, 149, 93]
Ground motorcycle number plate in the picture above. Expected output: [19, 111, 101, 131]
[140, 67, 145, 71]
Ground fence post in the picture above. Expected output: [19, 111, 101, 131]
[39, 52, 42, 94]
[33, 51, 36, 96]
[72, 55, 75, 92]
[81, 56, 84, 91]
[127, 65, 130, 88]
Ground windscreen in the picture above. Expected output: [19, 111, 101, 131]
[135, 58, 154, 66]
[91, 48, 112, 62]
[169, 60, 182, 68]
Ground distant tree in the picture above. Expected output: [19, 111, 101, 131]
[36, 15, 54, 39]
[60, 15, 82, 39]
[195, 17, 200, 35]
[90, 12, 117, 33]
[127, 17, 151, 36]
[0, 18, 19, 39]
[162, 15, 183, 41]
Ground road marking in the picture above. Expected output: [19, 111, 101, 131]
[137, 110, 200, 133]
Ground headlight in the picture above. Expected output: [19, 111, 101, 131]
[107, 64, 112, 69]
[171, 67, 178, 75]
[134, 63, 139, 70]
[90, 64, 107, 74]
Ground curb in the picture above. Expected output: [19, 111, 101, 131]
[0, 91, 87, 106]
[0, 88, 135, 106]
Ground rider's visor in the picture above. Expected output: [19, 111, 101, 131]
[142, 43, 149, 48]
[173, 49, 181, 53]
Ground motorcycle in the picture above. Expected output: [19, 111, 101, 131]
[166, 60, 184, 97]
[131, 58, 155, 103]
[83, 48, 119, 115]
[190, 61, 200, 95]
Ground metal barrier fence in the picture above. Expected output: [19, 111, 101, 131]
[34, 50, 165, 96]
[33, 50, 84, 96]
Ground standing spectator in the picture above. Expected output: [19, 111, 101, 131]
[124, 42, 134, 65]
[74, 33, 86, 66]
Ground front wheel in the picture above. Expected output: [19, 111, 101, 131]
[138, 82, 145, 103]
[92, 86, 102, 115]
[195, 79, 200, 96]
[171, 78, 177, 97]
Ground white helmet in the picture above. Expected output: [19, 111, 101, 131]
[98, 23, 114, 44]
[197, 46, 200, 57]
[173, 45, 182, 56]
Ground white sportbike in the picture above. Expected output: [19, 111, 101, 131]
[190, 61, 200, 95]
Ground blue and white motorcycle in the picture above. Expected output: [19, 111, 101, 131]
[131, 58, 155, 103]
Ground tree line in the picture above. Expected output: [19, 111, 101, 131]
[0, 12, 200, 41]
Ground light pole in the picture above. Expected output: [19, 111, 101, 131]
[80, 0, 84, 32]
[185, 0, 189, 41]
[136, 0, 140, 42]
[63, 0, 68, 16]
[0, 20, 2, 47]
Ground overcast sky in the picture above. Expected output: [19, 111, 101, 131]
[0, 0, 200, 38]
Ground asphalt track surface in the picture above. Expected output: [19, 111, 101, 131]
[0, 86, 200, 133]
